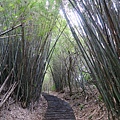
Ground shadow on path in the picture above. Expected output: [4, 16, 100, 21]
[42, 93, 76, 120]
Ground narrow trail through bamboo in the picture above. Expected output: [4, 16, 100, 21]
[42, 93, 76, 120]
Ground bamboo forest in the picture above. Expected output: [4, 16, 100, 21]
[0, 0, 120, 120]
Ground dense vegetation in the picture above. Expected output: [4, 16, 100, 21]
[61, 1, 120, 119]
[0, 0, 61, 108]
[0, 0, 120, 119]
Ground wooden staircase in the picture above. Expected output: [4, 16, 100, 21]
[42, 93, 76, 120]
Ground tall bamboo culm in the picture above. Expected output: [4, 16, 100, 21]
[0, 0, 59, 108]
[62, 0, 120, 119]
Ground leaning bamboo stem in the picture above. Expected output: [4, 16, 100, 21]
[0, 68, 13, 94]
[0, 24, 22, 36]
[0, 82, 17, 108]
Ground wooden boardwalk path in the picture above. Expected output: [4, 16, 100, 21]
[42, 93, 76, 120]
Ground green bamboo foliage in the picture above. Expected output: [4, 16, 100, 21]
[62, 0, 120, 119]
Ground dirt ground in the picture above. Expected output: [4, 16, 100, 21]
[0, 86, 108, 120]
[0, 96, 47, 120]
[49, 86, 108, 120]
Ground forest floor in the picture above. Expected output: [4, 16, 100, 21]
[49, 86, 108, 120]
[0, 96, 47, 120]
[0, 86, 108, 120]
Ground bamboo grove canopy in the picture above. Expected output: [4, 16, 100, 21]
[0, 0, 120, 119]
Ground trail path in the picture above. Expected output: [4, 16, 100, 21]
[42, 93, 76, 120]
